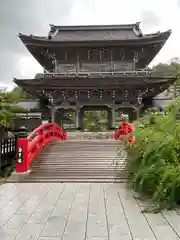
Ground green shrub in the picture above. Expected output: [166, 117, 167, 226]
[0, 103, 28, 126]
[124, 97, 180, 209]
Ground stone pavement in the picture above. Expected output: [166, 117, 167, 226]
[0, 183, 180, 239]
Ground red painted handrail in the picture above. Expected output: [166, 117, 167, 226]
[114, 121, 135, 143]
[16, 122, 67, 173]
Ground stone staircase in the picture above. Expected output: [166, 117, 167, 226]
[8, 132, 128, 183]
[67, 131, 115, 140]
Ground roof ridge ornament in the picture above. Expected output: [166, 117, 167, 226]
[48, 25, 58, 40]
[133, 22, 143, 37]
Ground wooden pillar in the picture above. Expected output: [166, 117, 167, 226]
[110, 49, 113, 72]
[128, 108, 136, 122]
[136, 107, 140, 120]
[76, 51, 80, 72]
[76, 109, 79, 129]
[112, 108, 115, 129]
[51, 107, 56, 123]
[54, 59, 59, 73]
[107, 108, 115, 130]
[76, 107, 84, 130]
[133, 56, 136, 70]
[107, 108, 111, 129]
[128, 109, 133, 122]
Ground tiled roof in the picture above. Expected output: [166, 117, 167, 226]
[16, 100, 39, 109]
[48, 23, 142, 41]
[51, 29, 139, 42]
[18, 22, 172, 45]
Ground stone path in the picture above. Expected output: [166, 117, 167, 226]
[0, 183, 180, 239]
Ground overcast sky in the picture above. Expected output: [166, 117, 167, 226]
[0, 0, 180, 89]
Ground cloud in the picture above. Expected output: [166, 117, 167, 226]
[0, 0, 75, 85]
[0, 0, 179, 87]
[16, 57, 42, 78]
[140, 10, 160, 31]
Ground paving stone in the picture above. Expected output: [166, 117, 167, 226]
[63, 221, 86, 235]
[38, 238, 61, 240]
[0, 186, 24, 210]
[162, 209, 180, 238]
[139, 209, 180, 239]
[28, 206, 53, 224]
[49, 185, 78, 218]
[62, 235, 84, 240]
[118, 187, 156, 240]
[3, 212, 30, 229]
[16, 200, 41, 215]
[39, 184, 65, 206]
[61, 184, 90, 239]
[0, 183, 180, 240]
[40, 216, 67, 237]
[63, 183, 89, 232]
[0, 206, 26, 227]
[15, 223, 44, 240]
[40, 184, 78, 237]
[138, 198, 180, 239]
[0, 229, 16, 240]
[86, 184, 108, 238]
[86, 237, 108, 240]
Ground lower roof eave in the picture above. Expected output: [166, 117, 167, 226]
[13, 76, 176, 89]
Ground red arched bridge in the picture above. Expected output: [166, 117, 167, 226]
[6, 122, 134, 183]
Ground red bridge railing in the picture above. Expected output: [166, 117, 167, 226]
[114, 121, 135, 143]
[16, 122, 67, 173]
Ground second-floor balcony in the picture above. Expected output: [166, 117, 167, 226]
[54, 61, 134, 73]
[36, 60, 151, 78]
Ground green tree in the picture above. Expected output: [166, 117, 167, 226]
[0, 87, 32, 104]
[0, 104, 28, 126]
[150, 58, 180, 97]
[0, 87, 29, 126]
[151, 58, 180, 83]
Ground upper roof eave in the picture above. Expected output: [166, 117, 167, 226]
[19, 33, 48, 41]
[143, 29, 172, 39]
[18, 29, 171, 46]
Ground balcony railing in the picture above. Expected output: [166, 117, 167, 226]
[36, 69, 151, 79]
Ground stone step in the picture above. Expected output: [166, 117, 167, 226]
[8, 177, 127, 183]
[67, 132, 115, 140]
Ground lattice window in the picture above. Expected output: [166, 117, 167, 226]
[89, 48, 100, 61]
[78, 49, 89, 61]
[66, 49, 77, 61]
[123, 48, 133, 61]
[112, 48, 124, 61]
[100, 48, 111, 61]
[64, 51, 68, 61]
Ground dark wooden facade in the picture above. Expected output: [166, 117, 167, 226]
[14, 23, 176, 129]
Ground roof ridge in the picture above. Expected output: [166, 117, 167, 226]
[49, 22, 140, 31]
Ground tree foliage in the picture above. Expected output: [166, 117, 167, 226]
[0, 104, 28, 126]
[151, 58, 180, 87]
[0, 87, 29, 126]
[0, 87, 32, 104]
